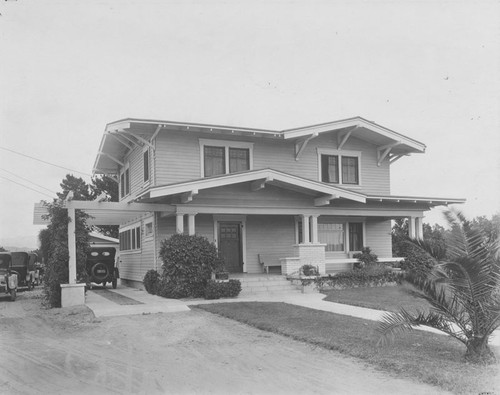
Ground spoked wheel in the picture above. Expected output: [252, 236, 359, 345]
[10, 289, 16, 301]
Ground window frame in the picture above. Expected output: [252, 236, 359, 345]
[143, 147, 150, 184]
[199, 139, 254, 178]
[317, 148, 362, 187]
[144, 219, 154, 239]
[119, 223, 142, 253]
[120, 163, 130, 199]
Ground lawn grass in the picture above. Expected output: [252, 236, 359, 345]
[321, 284, 432, 313]
[195, 302, 499, 395]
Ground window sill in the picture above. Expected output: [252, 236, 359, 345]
[119, 249, 142, 255]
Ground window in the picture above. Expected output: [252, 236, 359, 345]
[120, 165, 130, 198]
[321, 155, 339, 183]
[119, 225, 141, 251]
[204, 146, 226, 177]
[349, 222, 363, 251]
[319, 149, 361, 186]
[143, 149, 150, 183]
[319, 223, 344, 251]
[200, 139, 253, 177]
[342, 156, 359, 184]
[144, 221, 153, 237]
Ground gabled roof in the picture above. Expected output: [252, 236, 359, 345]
[136, 168, 367, 206]
[93, 116, 425, 174]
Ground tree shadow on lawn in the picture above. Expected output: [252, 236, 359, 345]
[194, 302, 499, 395]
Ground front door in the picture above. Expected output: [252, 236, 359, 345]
[218, 222, 242, 273]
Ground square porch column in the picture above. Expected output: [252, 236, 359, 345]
[310, 215, 319, 244]
[301, 214, 310, 244]
[409, 217, 416, 239]
[176, 214, 184, 234]
[188, 214, 196, 236]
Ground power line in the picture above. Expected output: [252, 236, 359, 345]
[0, 175, 54, 199]
[0, 146, 93, 177]
[0, 168, 57, 194]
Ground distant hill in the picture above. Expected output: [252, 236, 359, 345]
[0, 236, 38, 252]
[1, 246, 37, 252]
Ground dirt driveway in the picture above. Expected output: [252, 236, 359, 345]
[0, 290, 450, 395]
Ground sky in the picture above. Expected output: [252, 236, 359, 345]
[0, 0, 499, 248]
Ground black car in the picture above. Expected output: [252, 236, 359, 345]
[11, 252, 35, 290]
[86, 247, 119, 289]
[0, 252, 18, 301]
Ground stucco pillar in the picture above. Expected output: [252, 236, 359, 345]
[176, 214, 184, 234]
[188, 214, 196, 236]
[301, 215, 310, 244]
[311, 215, 319, 244]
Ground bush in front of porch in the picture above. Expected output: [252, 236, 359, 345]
[143, 234, 241, 299]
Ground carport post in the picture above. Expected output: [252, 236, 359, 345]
[68, 207, 77, 284]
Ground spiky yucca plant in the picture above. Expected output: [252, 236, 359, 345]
[377, 209, 500, 364]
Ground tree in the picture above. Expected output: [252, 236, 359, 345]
[57, 174, 92, 200]
[0, 246, 6, 252]
[378, 209, 500, 364]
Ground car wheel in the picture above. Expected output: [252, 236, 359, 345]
[112, 278, 117, 289]
[102, 282, 106, 288]
[91, 263, 110, 282]
[10, 289, 16, 301]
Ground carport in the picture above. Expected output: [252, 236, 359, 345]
[33, 194, 174, 306]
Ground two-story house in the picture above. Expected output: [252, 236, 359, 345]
[90, 117, 464, 288]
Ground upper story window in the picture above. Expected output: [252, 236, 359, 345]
[318, 149, 361, 186]
[200, 139, 253, 177]
[143, 148, 150, 183]
[120, 164, 130, 198]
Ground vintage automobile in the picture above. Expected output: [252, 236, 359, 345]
[11, 252, 35, 290]
[86, 247, 119, 289]
[0, 252, 18, 301]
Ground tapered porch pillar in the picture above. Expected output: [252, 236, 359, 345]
[176, 214, 184, 234]
[415, 217, 424, 240]
[408, 217, 416, 239]
[67, 207, 76, 284]
[301, 214, 310, 244]
[188, 214, 196, 236]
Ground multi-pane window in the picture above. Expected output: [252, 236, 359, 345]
[143, 149, 150, 182]
[203, 143, 251, 177]
[204, 146, 226, 177]
[320, 153, 359, 185]
[119, 226, 141, 251]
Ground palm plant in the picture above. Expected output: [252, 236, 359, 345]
[377, 209, 500, 364]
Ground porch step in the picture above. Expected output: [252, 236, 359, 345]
[232, 275, 302, 296]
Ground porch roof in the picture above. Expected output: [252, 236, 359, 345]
[366, 194, 466, 207]
[135, 168, 367, 205]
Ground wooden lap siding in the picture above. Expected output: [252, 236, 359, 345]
[119, 221, 155, 283]
[364, 219, 392, 257]
[153, 131, 391, 196]
[245, 215, 295, 273]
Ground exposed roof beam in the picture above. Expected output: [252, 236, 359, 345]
[150, 124, 162, 144]
[107, 132, 134, 150]
[314, 194, 338, 206]
[389, 154, 406, 165]
[114, 131, 142, 148]
[377, 142, 403, 166]
[295, 133, 318, 161]
[181, 189, 198, 204]
[119, 129, 155, 150]
[337, 126, 358, 150]
[99, 151, 124, 167]
[251, 176, 273, 192]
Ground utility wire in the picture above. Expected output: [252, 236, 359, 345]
[0, 175, 54, 199]
[0, 146, 93, 177]
[0, 168, 57, 194]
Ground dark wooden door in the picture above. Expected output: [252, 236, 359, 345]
[219, 222, 242, 273]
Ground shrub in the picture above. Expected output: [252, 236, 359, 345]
[300, 264, 319, 276]
[204, 279, 242, 300]
[159, 234, 224, 298]
[400, 241, 435, 274]
[352, 247, 378, 269]
[143, 269, 160, 295]
[315, 264, 402, 290]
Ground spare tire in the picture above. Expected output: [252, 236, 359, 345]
[91, 263, 109, 282]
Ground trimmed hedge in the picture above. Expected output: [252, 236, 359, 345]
[204, 280, 242, 300]
[143, 269, 160, 295]
[315, 264, 403, 290]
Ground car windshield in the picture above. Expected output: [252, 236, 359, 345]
[0, 256, 10, 269]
